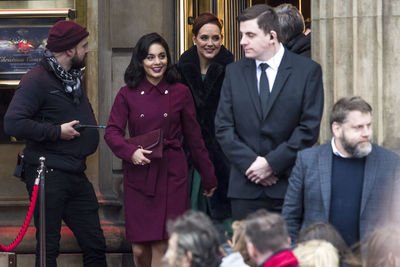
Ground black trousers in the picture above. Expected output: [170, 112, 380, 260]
[24, 164, 107, 267]
[230, 194, 284, 220]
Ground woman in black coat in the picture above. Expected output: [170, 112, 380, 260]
[177, 13, 234, 231]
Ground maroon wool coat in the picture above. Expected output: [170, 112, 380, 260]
[104, 77, 217, 242]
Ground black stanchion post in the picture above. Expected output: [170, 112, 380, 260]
[38, 156, 46, 267]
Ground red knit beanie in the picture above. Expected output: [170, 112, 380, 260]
[46, 20, 89, 52]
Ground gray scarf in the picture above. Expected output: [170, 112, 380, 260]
[44, 49, 83, 105]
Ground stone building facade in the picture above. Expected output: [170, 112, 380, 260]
[0, 0, 399, 266]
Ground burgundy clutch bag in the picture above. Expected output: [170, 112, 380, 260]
[127, 129, 163, 159]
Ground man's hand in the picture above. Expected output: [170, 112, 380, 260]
[245, 156, 278, 186]
[60, 120, 81, 140]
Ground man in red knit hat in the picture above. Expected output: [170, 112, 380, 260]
[4, 20, 107, 267]
[245, 209, 298, 267]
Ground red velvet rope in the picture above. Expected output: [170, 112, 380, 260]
[0, 184, 39, 252]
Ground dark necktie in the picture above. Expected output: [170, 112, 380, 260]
[259, 63, 270, 117]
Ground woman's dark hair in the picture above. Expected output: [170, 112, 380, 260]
[192, 13, 223, 36]
[124, 32, 179, 89]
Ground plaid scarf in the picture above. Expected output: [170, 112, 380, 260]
[44, 49, 83, 105]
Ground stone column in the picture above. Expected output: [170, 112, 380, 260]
[312, 0, 400, 151]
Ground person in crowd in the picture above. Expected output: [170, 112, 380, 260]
[297, 222, 361, 266]
[293, 240, 340, 267]
[4, 20, 107, 267]
[220, 220, 252, 267]
[230, 220, 254, 266]
[215, 4, 324, 220]
[282, 96, 400, 247]
[275, 4, 310, 57]
[104, 33, 217, 267]
[244, 209, 298, 267]
[362, 224, 400, 267]
[177, 12, 234, 240]
[162, 211, 221, 267]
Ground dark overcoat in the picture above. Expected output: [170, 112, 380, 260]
[286, 33, 311, 58]
[104, 78, 217, 242]
[178, 45, 234, 219]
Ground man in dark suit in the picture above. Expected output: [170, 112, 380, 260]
[282, 96, 400, 246]
[215, 4, 324, 220]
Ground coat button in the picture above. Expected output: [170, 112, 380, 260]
[140, 114, 144, 118]
[141, 91, 145, 95]
[163, 113, 168, 117]
[164, 90, 168, 94]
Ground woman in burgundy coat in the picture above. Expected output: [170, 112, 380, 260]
[104, 33, 217, 267]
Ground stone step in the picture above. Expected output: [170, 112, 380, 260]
[0, 224, 130, 252]
[0, 224, 133, 266]
[15, 253, 134, 267]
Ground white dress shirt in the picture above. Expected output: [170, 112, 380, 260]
[255, 43, 285, 94]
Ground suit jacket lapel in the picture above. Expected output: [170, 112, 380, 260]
[263, 50, 292, 119]
[360, 146, 378, 216]
[243, 59, 262, 120]
[319, 144, 333, 219]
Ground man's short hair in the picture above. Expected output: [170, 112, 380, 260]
[238, 4, 282, 41]
[168, 211, 221, 267]
[245, 209, 289, 254]
[275, 4, 305, 44]
[329, 96, 372, 126]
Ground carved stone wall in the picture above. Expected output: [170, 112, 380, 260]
[312, 1, 400, 151]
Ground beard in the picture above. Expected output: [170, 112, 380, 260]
[71, 53, 86, 69]
[342, 134, 372, 158]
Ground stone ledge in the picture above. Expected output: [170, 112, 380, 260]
[0, 224, 131, 253]
[16, 252, 134, 267]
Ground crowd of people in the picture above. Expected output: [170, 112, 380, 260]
[162, 210, 400, 267]
[3, 3, 400, 267]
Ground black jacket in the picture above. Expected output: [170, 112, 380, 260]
[178, 45, 234, 219]
[4, 59, 99, 172]
[286, 33, 311, 58]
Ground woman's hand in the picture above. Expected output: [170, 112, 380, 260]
[203, 187, 217, 197]
[131, 148, 152, 165]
